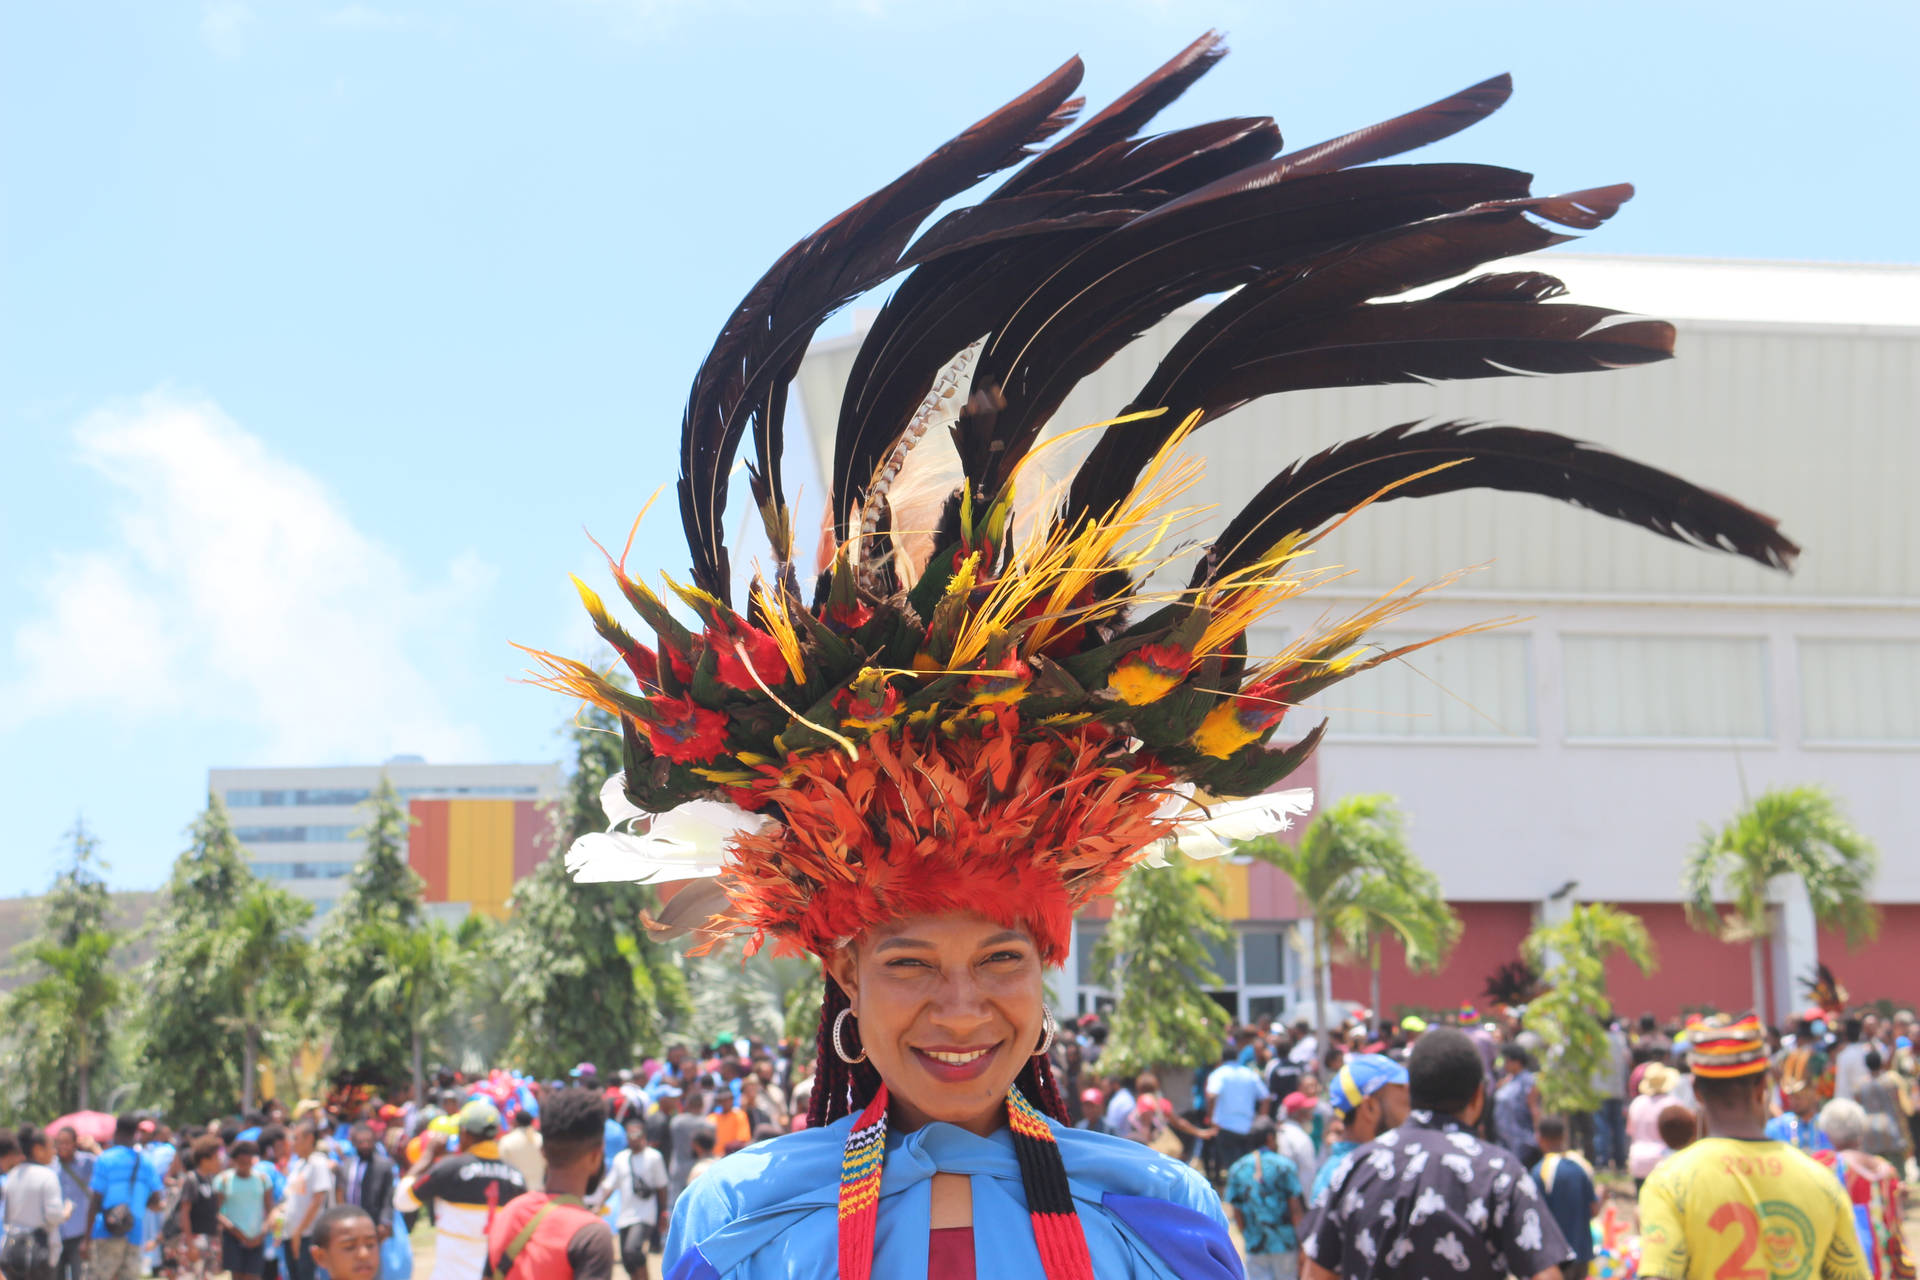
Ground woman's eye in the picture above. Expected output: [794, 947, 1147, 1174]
[886, 957, 929, 970]
[986, 950, 1025, 964]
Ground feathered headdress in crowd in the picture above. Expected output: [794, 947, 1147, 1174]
[1802, 963, 1849, 1014]
[527, 33, 1797, 967]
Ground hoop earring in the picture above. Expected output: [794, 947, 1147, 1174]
[832, 1007, 867, 1065]
[1034, 1006, 1057, 1058]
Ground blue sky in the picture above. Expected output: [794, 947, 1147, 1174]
[3, 0, 1915, 896]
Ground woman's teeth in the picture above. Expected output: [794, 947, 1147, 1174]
[923, 1048, 991, 1064]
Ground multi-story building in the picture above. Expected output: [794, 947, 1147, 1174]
[795, 254, 1920, 1024]
[210, 758, 562, 921]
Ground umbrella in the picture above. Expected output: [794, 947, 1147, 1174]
[47, 1111, 115, 1143]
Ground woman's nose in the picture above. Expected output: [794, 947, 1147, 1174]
[926, 972, 994, 1026]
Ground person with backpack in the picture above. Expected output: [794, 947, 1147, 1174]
[176, 1138, 224, 1280]
[47, 1130, 90, 1280]
[87, 1116, 164, 1280]
[482, 1089, 613, 1280]
[604, 1120, 666, 1280]
[214, 1140, 278, 1280]
[2, 1128, 69, 1280]
[280, 1122, 335, 1280]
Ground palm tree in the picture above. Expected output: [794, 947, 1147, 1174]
[8, 931, 123, 1110]
[213, 885, 313, 1111]
[1685, 785, 1878, 1022]
[1242, 794, 1457, 1061]
[1521, 903, 1654, 1113]
[1330, 865, 1461, 1035]
[365, 919, 459, 1103]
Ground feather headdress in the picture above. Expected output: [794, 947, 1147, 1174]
[530, 34, 1796, 963]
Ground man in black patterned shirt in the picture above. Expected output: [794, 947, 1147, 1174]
[1303, 1028, 1572, 1280]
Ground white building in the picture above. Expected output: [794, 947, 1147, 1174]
[794, 254, 1920, 1024]
[211, 757, 561, 922]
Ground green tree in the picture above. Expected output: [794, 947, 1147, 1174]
[1242, 795, 1451, 1059]
[493, 704, 688, 1076]
[135, 794, 259, 1118]
[212, 884, 313, 1112]
[1685, 785, 1878, 1022]
[672, 950, 818, 1049]
[1092, 852, 1231, 1079]
[3, 820, 125, 1115]
[1327, 862, 1460, 1035]
[365, 918, 458, 1101]
[316, 776, 427, 1084]
[442, 914, 516, 1074]
[1522, 903, 1654, 1113]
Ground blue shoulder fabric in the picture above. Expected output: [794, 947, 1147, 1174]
[1102, 1193, 1247, 1280]
[663, 1247, 721, 1280]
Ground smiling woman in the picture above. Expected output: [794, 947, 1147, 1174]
[534, 23, 1800, 1280]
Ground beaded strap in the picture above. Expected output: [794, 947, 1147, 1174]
[835, 1082, 1094, 1280]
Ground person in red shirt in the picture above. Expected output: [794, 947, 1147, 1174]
[483, 1090, 614, 1280]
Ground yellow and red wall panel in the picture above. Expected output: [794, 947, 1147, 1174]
[408, 798, 553, 918]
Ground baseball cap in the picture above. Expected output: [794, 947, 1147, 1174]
[1399, 1015, 1428, 1033]
[1280, 1091, 1315, 1114]
[455, 1099, 502, 1138]
[1330, 1053, 1410, 1117]
[569, 1062, 598, 1079]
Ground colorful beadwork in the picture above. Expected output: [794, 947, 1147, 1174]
[837, 1083, 1094, 1280]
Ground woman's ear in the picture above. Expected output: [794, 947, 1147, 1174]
[824, 947, 859, 1010]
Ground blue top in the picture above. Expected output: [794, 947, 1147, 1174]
[1205, 1063, 1270, 1135]
[54, 1153, 96, 1241]
[603, 1117, 628, 1166]
[1764, 1113, 1835, 1154]
[1531, 1153, 1597, 1264]
[1310, 1140, 1358, 1205]
[90, 1145, 165, 1242]
[1223, 1148, 1301, 1255]
[664, 1113, 1242, 1280]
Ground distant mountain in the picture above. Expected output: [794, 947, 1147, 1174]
[0, 891, 160, 991]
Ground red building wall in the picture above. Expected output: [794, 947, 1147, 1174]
[1817, 904, 1920, 1010]
[1330, 901, 1537, 1016]
[1602, 902, 1773, 1024]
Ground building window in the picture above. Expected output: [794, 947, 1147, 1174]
[1313, 631, 1532, 739]
[235, 825, 358, 844]
[225, 788, 371, 808]
[1800, 639, 1920, 744]
[1068, 919, 1296, 1023]
[253, 860, 356, 880]
[398, 785, 541, 799]
[1563, 635, 1771, 741]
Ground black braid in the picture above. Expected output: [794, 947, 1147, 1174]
[1016, 1051, 1073, 1125]
[809, 977, 882, 1127]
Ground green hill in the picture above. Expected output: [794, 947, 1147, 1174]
[0, 891, 160, 991]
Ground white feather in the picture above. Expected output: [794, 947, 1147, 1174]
[1146, 788, 1316, 862]
[599, 772, 648, 830]
[564, 798, 773, 885]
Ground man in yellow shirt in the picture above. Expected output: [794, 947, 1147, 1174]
[1638, 1015, 1869, 1280]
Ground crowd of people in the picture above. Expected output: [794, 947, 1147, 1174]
[1, 1002, 1913, 1280]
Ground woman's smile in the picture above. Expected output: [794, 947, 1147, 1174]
[912, 1041, 1003, 1083]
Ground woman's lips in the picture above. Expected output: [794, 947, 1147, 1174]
[910, 1043, 1002, 1084]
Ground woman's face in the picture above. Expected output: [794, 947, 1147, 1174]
[826, 911, 1045, 1137]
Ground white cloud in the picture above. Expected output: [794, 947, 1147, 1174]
[200, 0, 254, 57]
[2, 391, 490, 763]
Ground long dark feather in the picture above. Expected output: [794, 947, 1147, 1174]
[995, 30, 1229, 197]
[677, 57, 1085, 600]
[1271, 73, 1513, 178]
[966, 164, 1536, 497]
[1063, 185, 1635, 524]
[829, 117, 1284, 539]
[1196, 421, 1799, 586]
